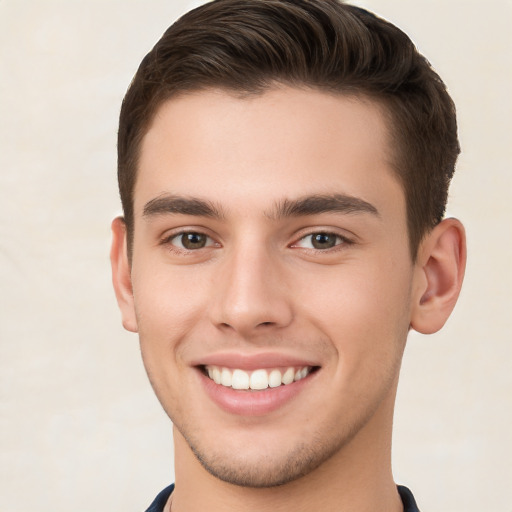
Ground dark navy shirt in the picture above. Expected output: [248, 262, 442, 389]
[145, 483, 420, 511]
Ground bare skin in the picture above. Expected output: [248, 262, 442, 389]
[111, 86, 466, 512]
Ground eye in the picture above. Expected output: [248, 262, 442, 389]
[294, 232, 348, 250]
[168, 232, 215, 250]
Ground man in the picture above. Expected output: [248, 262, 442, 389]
[110, 1, 466, 510]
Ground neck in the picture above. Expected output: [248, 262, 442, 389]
[170, 389, 402, 512]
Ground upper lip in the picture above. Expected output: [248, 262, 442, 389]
[191, 352, 320, 371]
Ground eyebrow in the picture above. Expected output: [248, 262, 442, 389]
[143, 194, 225, 219]
[142, 192, 379, 221]
[269, 194, 380, 219]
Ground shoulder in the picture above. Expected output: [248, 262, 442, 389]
[398, 485, 421, 512]
[144, 484, 174, 512]
[143, 483, 418, 511]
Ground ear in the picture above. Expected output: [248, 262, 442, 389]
[410, 218, 466, 334]
[110, 217, 138, 333]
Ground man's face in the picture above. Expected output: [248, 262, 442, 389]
[123, 87, 417, 486]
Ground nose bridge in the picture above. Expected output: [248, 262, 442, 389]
[211, 237, 292, 333]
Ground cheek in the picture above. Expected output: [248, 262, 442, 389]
[131, 263, 211, 366]
[131, 265, 210, 415]
[133, 261, 209, 321]
[296, 258, 412, 363]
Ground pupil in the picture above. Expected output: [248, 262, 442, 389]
[312, 233, 336, 249]
[182, 233, 206, 249]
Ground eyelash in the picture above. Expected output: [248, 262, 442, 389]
[161, 229, 353, 254]
[161, 231, 218, 253]
[291, 231, 353, 252]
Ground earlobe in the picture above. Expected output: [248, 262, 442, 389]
[110, 217, 138, 333]
[410, 218, 466, 334]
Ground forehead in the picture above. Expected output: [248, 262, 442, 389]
[135, 86, 403, 219]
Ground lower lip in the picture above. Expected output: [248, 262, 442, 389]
[198, 369, 316, 416]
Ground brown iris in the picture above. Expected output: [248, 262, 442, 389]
[181, 232, 208, 249]
[311, 233, 338, 249]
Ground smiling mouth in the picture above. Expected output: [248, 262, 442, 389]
[200, 365, 319, 391]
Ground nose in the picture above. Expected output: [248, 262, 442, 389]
[209, 244, 294, 336]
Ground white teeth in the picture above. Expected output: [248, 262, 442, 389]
[268, 369, 282, 388]
[250, 369, 268, 390]
[220, 367, 232, 387]
[293, 367, 309, 381]
[232, 369, 250, 390]
[205, 365, 312, 390]
[282, 367, 295, 385]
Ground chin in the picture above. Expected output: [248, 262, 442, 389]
[190, 441, 329, 488]
[177, 416, 364, 489]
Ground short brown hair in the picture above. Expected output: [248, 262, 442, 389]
[117, 0, 459, 259]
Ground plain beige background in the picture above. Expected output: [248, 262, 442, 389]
[0, 1, 510, 511]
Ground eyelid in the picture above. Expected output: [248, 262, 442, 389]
[158, 226, 354, 252]
[160, 228, 220, 251]
[290, 229, 355, 250]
